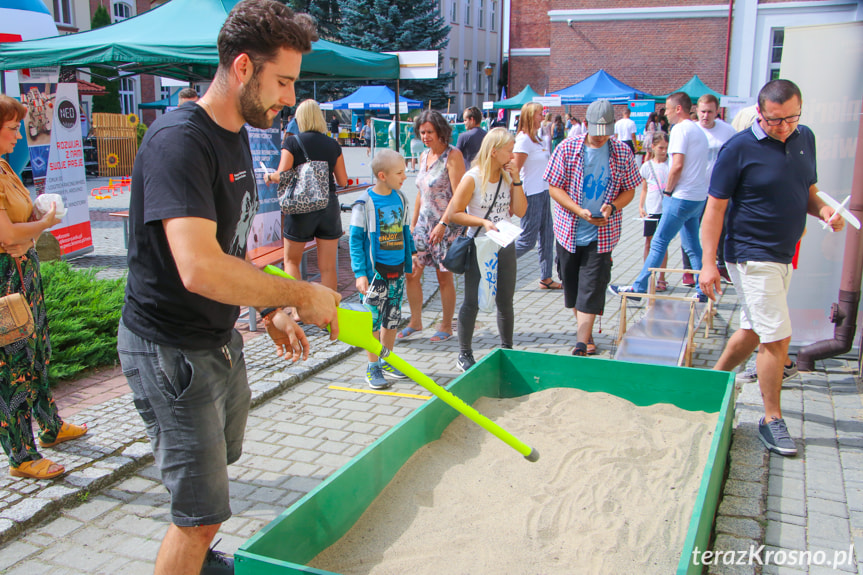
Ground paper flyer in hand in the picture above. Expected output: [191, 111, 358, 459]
[486, 220, 523, 248]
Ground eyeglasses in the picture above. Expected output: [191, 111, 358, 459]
[3, 124, 20, 132]
[761, 114, 801, 126]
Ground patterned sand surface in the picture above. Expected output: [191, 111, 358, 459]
[310, 388, 718, 575]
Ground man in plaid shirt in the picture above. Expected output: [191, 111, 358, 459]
[544, 99, 640, 356]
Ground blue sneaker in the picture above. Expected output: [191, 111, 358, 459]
[608, 284, 641, 302]
[365, 363, 391, 390]
[759, 417, 797, 456]
[380, 361, 407, 379]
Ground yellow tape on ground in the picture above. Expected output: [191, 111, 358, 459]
[328, 385, 430, 401]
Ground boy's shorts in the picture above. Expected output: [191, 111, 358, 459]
[643, 213, 662, 237]
[557, 242, 612, 315]
[362, 271, 405, 331]
[117, 321, 251, 527]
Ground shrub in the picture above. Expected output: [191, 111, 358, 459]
[41, 261, 125, 384]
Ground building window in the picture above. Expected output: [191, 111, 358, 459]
[490, 1, 497, 31]
[464, 0, 471, 26]
[450, 0, 457, 23]
[119, 77, 137, 115]
[487, 64, 495, 97]
[769, 28, 784, 81]
[478, 0, 484, 28]
[112, 1, 132, 22]
[52, 0, 73, 25]
[450, 58, 458, 91]
[476, 62, 485, 94]
[463, 60, 471, 92]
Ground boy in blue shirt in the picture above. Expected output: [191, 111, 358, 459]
[350, 150, 415, 389]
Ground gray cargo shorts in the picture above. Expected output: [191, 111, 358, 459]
[117, 321, 251, 527]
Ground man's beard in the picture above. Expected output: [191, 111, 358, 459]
[240, 74, 275, 129]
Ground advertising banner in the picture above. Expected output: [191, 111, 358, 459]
[246, 121, 283, 251]
[19, 66, 58, 196]
[781, 22, 863, 348]
[628, 100, 655, 134]
[41, 82, 93, 257]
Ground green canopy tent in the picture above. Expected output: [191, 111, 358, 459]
[492, 85, 541, 109]
[660, 75, 725, 101]
[0, 0, 399, 82]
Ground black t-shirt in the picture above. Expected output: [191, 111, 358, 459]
[456, 127, 486, 168]
[122, 105, 258, 349]
[282, 131, 342, 196]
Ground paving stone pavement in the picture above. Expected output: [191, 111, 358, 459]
[5, 158, 861, 573]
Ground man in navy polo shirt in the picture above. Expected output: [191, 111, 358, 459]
[700, 79, 843, 457]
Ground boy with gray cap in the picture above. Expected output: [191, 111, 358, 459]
[544, 99, 640, 356]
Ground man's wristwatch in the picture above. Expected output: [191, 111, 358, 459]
[609, 203, 618, 214]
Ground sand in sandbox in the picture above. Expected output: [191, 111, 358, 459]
[309, 388, 718, 575]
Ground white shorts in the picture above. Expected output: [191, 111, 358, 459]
[725, 261, 793, 344]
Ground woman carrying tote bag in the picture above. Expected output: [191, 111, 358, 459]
[445, 128, 527, 372]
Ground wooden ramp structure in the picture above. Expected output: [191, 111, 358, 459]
[614, 268, 716, 367]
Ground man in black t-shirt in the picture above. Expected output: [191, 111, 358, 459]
[329, 115, 340, 138]
[455, 106, 486, 168]
[116, 2, 340, 573]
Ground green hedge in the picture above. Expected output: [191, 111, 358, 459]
[41, 261, 125, 384]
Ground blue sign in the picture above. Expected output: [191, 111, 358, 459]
[628, 100, 655, 134]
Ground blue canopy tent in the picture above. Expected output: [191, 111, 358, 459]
[319, 85, 422, 111]
[138, 87, 182, 110]
[551, 70, 654, 105]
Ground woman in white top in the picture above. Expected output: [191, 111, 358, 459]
[638, 132, 670, 291]
[567, 116, 584, 139]
[446, 128, 527, 371]
[512, 102, 559, 289]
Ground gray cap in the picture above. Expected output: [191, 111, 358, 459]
[586, 99, 615, 137]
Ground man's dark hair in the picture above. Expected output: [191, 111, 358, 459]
[217, 0, 318, 70]
[666, 91, 692, 113]
[414, 110, 452, 143]
[758, 79, 802, 109]
[464, 106, 482, 124]
[177, 87, 198, 101]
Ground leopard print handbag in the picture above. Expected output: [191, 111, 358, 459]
[278, 134, 331, 215]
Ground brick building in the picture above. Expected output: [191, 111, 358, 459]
[508, 0, 862, 109]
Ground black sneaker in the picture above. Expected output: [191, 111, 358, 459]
[201, 543, 234, 575]
[456, 352, 476, 372]
[758, 417, 797, 456]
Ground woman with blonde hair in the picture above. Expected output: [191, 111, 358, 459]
[267, 99, 347, 292]
[0, 94, 87, 479]
[446, 128, 527, 371]
[513, 102, 558, 289]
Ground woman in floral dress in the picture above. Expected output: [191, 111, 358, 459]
[397, 111, 466, 342]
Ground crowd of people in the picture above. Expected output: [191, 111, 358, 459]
[0, 2, 844, 573]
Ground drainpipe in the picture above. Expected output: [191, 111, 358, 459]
[797, 110, 863, 371]
[722, 0, 734, 95]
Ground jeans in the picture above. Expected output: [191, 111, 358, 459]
[515, 190, 555, 280]
[458, 243, 517, 352]
[633, 196, 705, 294]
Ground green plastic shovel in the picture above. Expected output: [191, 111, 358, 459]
[263, 265, 539, 462]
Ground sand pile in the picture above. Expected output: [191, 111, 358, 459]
[310, 388, 717, 574]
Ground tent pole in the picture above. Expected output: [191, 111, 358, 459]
[394, 78, 400, 152]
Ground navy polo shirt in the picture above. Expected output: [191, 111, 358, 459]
[709, 122, 817, 264]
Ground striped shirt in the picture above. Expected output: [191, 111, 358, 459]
[543, 135, 641, 253]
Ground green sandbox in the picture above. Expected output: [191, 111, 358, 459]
[236, 350, 736, 575]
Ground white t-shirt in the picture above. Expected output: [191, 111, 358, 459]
[568, 123, 585, 139]
[614, 117, 637, 142]
[639, 159, 670, 215]
[668, 119, 710, 201]
[513, 131, 550, 197]
[697, 118, 737, 183]
[465, 167, 512, 237]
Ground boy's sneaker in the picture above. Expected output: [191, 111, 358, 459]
[737, 361, 799, 383]
[456, 352, 476, 372]
[758, 417, 798, 456]
[783, 361, 799, 380]
[608, 284, 641, 302]
[201, 542, 234, 574]
[366, 363, 391, 390]
[380, 361, 407, 379]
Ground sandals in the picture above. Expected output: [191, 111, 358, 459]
[539, 279, 562, 290]
[656, 279, 668, 292]
[39, 422, 88, 448]
[430, 331, 454, 343]
[586, 337, 597, 355]
[396, 326, 421, 339]
[571, 342, 588, 357]
[10, 458, 65, 479]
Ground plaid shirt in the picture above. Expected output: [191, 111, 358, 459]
[543, 135, 641, 253]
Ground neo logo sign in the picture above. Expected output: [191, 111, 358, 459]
[57, 100, 77, 130]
